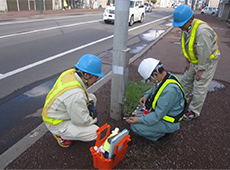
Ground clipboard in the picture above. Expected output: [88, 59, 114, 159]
[108, 129, 129, 159]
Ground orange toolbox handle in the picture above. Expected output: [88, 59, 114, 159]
[113, 135, 131, 156]
[95, 123, 111, 147]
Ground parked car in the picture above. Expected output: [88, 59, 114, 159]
[144, 2, 152, 12]
[103, 0, 145, 26]
[201, 6, 218, 15]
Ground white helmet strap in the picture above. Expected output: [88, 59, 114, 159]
[154, 63, 163, 73]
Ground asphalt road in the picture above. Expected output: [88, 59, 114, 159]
[0, 9, 174, 99]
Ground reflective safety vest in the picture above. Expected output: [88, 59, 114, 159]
[152, 74, 186, 123]
[181, 18, 220, 64]
[63, 0, 68, 7]
[42, 69, 89, 126]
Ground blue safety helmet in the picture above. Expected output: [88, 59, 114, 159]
[173, 4, 194, 27]
[75, 54, 104, 77]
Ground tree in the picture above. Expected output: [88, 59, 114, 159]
[151, 0, 157, 4]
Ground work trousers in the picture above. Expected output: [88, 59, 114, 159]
[46, 121, 99, 141]
[130, 121, 180, 141]
[181, 57, 219, 116]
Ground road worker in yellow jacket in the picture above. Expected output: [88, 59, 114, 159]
[173, 5, 220, 121]
[42, 54, 104, 147]
[126, 58, 186, 145]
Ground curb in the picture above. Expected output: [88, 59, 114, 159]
[30, 11, 103, 19]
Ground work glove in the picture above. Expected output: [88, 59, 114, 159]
[88, 100, 98, 119]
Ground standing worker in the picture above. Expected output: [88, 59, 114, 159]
[126, 58, 186, 145]
[173, 4, 220, 121]
[63, 0, 68, 10]
[42, 54, 104, 147]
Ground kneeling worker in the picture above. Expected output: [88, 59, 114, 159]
[42, 54, 104, 147]
[126, 58, 186, 145]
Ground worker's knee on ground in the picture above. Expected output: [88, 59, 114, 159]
[130, 124, 170, 142]
[130, 124, 136, 132]
[130, 124, 140, 134]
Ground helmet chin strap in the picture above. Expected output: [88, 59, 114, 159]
[75, 69, 92, 88]
[150, 64, 162, 85]
[150, 75, 158, 85]
[85, 79, 89, 88]
[186, 25, 192, 32]
[84, 74, 93, 88]
[186, 18, 193, 32]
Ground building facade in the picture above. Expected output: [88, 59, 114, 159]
[1, 0, 229, 22]
[218, 0, 230, 20]
[0, 0, 108, 11]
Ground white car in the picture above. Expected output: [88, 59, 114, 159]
[144, 2, 152, 12]
[201, 6, 218, 15]
[103, 0, 145, 26]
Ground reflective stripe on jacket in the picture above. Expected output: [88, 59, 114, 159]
[181, 18, 220, 64]
[152, 75, 185, 123]
[42, 69, 89, 125]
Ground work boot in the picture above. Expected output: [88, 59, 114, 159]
[53, 134, 73, 148]
[183, 110, 197, 121]
[151, 133, 173, 146]
[156, 133, 173, 146]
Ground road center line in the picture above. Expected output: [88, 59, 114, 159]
[0, 15, 172, 80]
[0, 13, 102, 26]
[0, 19, 102, 39]
[0, 35, 113, 80]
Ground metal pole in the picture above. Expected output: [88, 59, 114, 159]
[28, 0, 30, 10]
[16, 0, 20, 11]
[110, 0, 130, 120]
[39, 0, 43, 14]
[191, 0, 195, 9]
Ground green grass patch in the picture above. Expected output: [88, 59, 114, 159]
[123, 80, 152, 116]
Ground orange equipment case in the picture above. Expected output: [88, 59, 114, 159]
[90, 123, 131, 170]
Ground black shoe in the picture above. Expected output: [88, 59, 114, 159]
[154, 133, 173, 146]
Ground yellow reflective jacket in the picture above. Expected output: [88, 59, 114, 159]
[152, 74, 186, 123]
[42, 69, 89, 126]
[181, 18, 219, 64]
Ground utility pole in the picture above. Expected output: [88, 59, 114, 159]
[110, 0, 130, 120]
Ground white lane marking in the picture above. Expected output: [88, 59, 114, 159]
[0, 19, 102, 39]
[129, 15, 172, 31]
[0, 34, 114, 80]
[0, 74, 4, 79]
[0, 15, 172, 80]
[0, 13, 102, 26]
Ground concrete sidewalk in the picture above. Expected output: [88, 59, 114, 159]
[0, 11, 230, 169]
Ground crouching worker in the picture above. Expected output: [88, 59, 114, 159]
[126, 58, 186, 145]
[42, 54, 104, 148]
